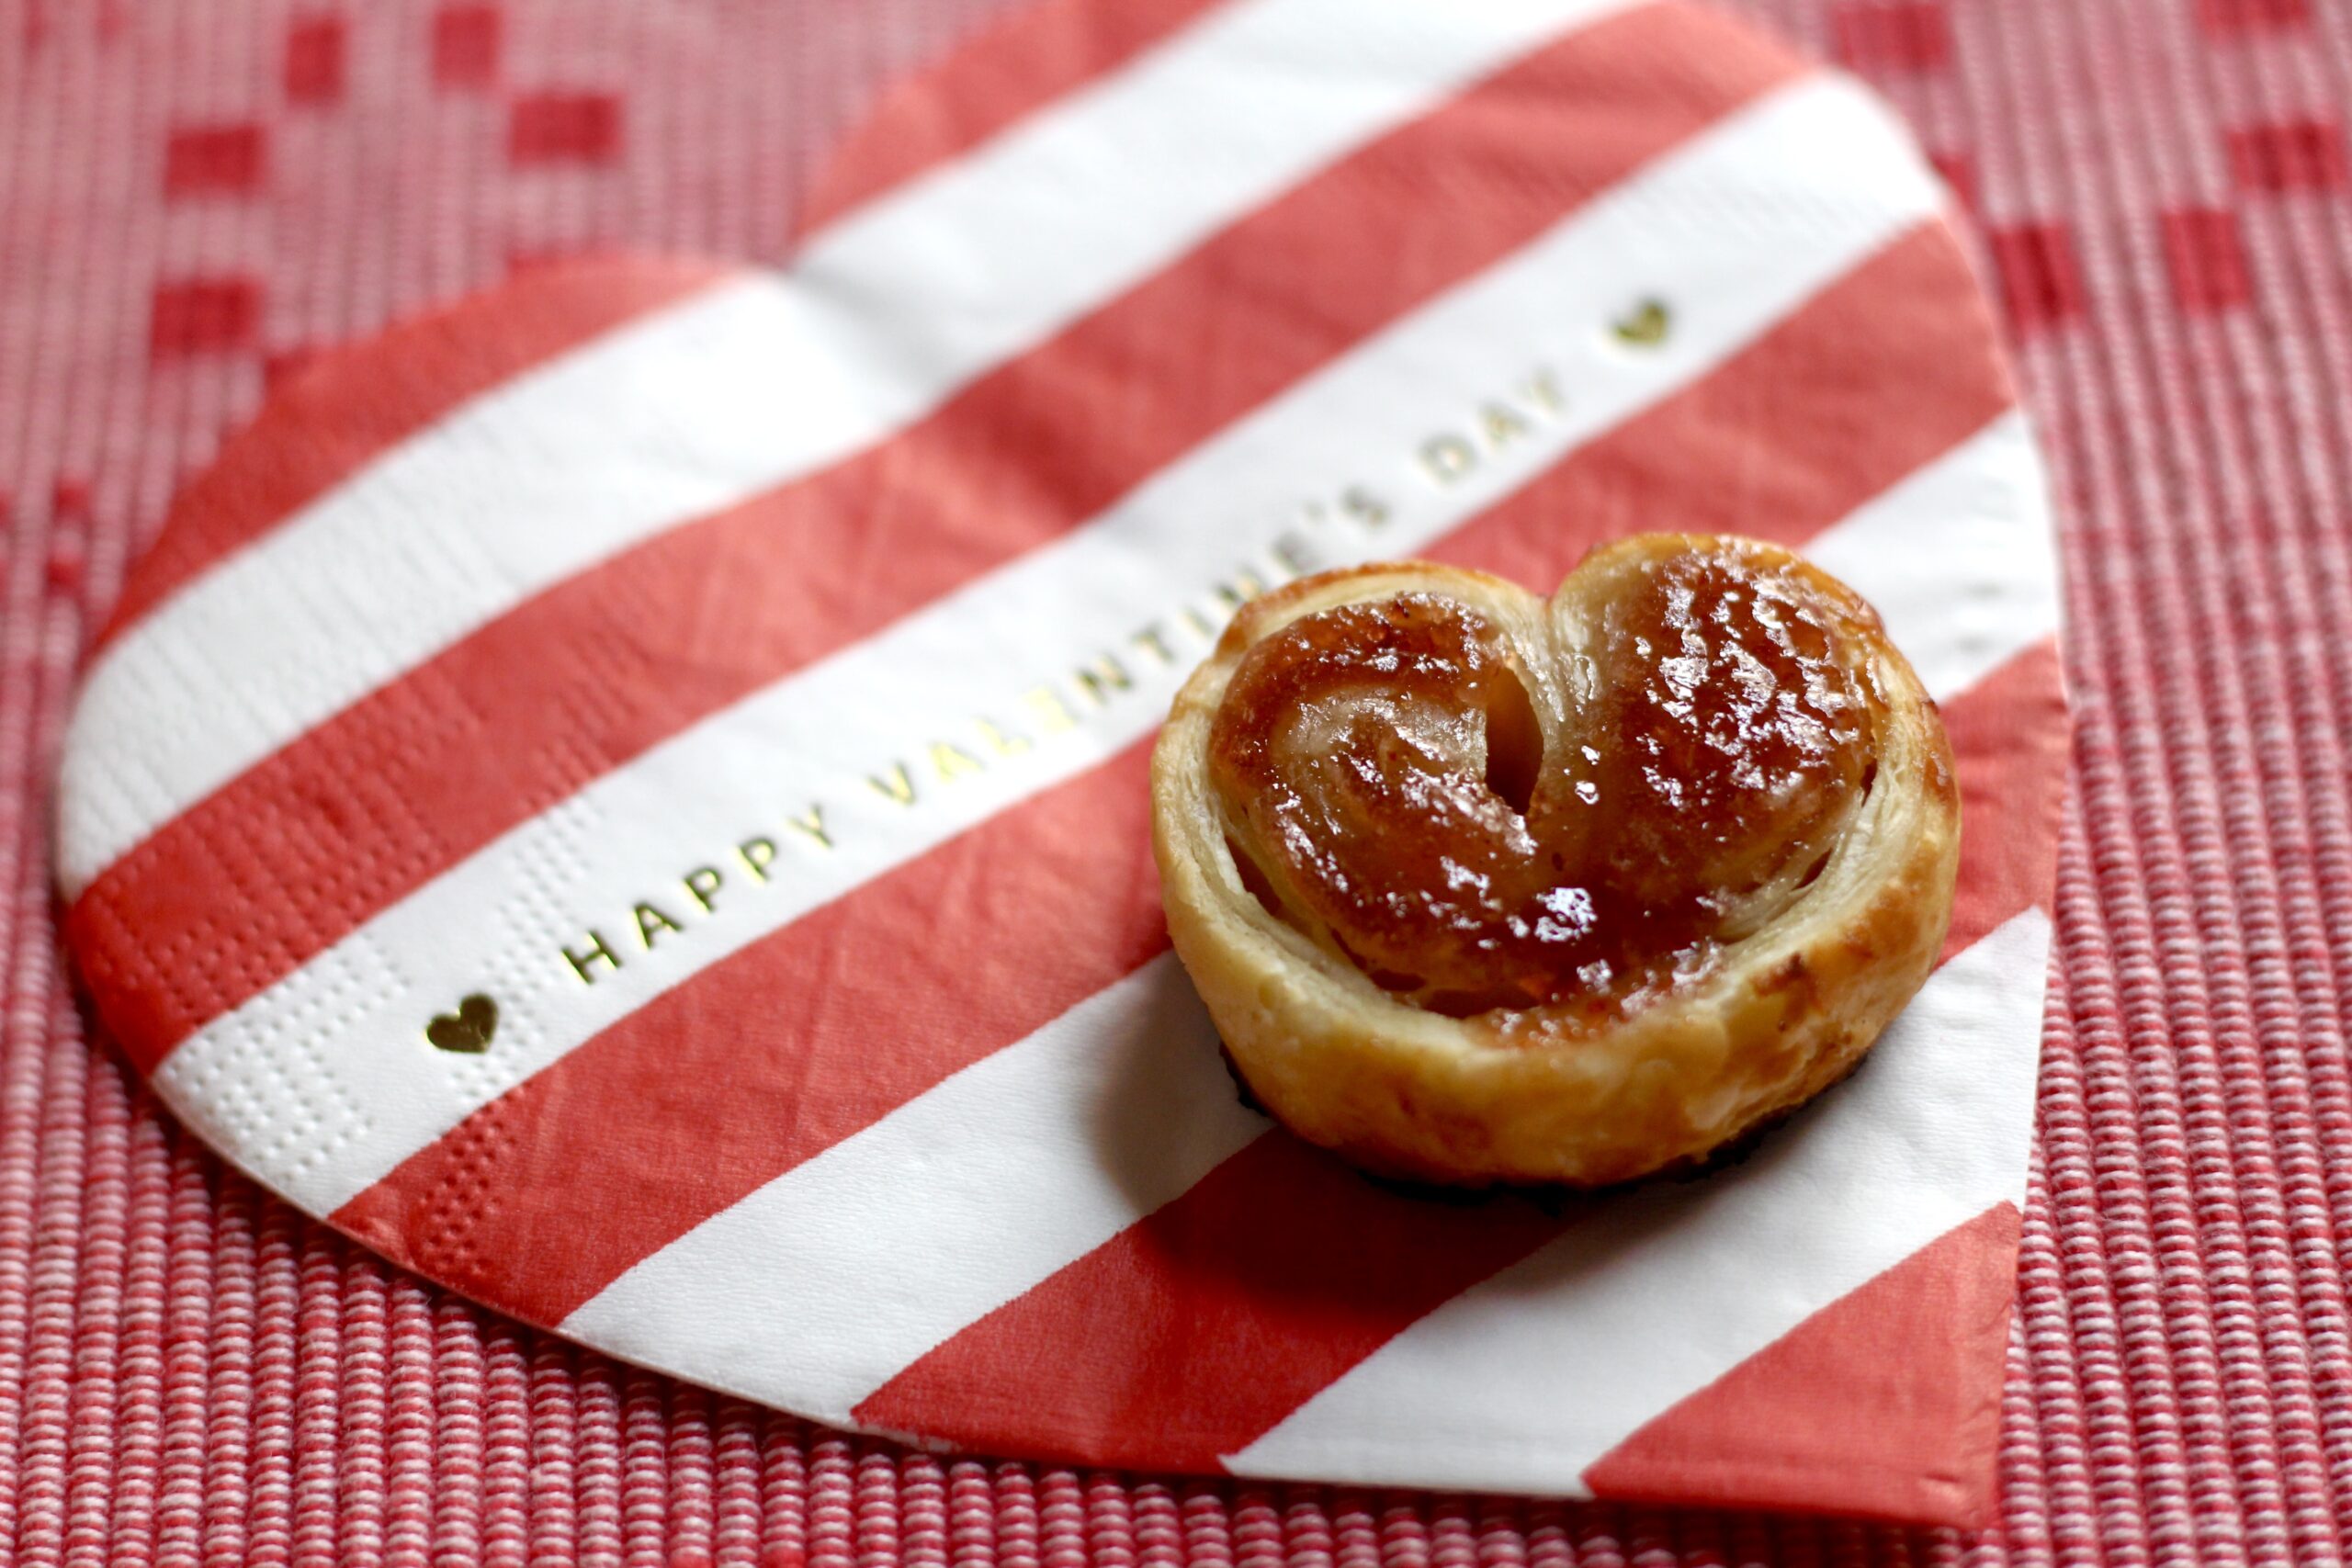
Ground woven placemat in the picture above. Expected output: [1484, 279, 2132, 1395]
[3, 0, 2348, 1562]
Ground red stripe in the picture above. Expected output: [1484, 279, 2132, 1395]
[76, 2, 1804, 1072]
[841, 656, 2054, 1468]
[322, 224, 2017, 1329]
[332, 746, 1170, 1322]
[796, 0, 1233, 235]
[854, 1130, 1578, 1470]
[1579, 1201, 2019, 1526]
[96, 256, 725, 649]
[1941, 637, 2066, 963]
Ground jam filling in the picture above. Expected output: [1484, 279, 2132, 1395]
[1207, 545, 1882, 1022]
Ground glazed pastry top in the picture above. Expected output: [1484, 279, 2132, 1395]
[1206, 540, 1884, 1026]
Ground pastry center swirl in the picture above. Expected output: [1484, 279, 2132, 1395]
[1206, 545, 1884, 1021]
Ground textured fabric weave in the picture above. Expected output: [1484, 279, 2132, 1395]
[1, 0, 2349, 1562]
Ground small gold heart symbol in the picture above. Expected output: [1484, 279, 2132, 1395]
[1612, 298, 1671, 346]
[425, 993, 498, 1054]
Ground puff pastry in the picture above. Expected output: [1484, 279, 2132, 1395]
[1150, 535, 1959, 1187]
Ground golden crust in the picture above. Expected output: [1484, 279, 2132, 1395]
[1149, 537, 1961, 1188]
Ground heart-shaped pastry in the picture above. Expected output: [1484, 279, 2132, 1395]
[1152, 535, 1958, 1186]
[424, 992, 499, 1054]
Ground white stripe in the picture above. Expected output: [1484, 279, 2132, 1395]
[152, 78, 1965, 1218]
[560, 953, 1264, 1424]
[59, 0, 1642, 896]
[1224, 908, 2051, 1494]
[1806, 409, 2058, 699]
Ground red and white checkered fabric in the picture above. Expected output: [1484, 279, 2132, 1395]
[4, 0, 2351, 1562]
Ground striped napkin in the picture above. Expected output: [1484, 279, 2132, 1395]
[54, 0, 2065, 1526]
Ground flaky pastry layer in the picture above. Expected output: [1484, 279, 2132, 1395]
[1149, 537, 1961, 1187]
